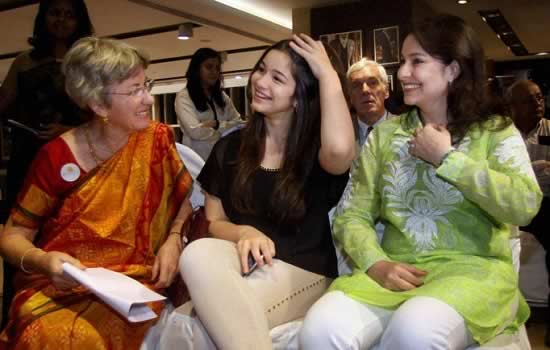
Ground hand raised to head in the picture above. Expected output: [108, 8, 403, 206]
[289, 34, 336, 81]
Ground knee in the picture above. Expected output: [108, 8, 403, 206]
[179, 238, 217, 281]
[379, 297, 470, 350]
[300, 292, 361, 350]
[300, 306, 341, 350]
[382, 319, 445, 349]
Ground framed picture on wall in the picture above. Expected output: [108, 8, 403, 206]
[388, 74, 394, 91]
[320, 30, 362, 79]
[374, 26, 399, 66]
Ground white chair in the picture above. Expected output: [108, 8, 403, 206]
[176, 143, 205, 209]
[519, 231, 549, 307]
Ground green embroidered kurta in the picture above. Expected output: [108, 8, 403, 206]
[330, 110, 542, 344]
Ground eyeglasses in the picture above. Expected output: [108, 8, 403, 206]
[517, 93, 544, 105]
[108, 79, 154, 98]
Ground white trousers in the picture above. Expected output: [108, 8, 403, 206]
[300, 291, 475, 350]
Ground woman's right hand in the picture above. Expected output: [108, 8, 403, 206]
[36, 251, 85, 290]
[236, 226, 276, 274]
[367, 260, 427, 291]
[200, 120, 217, 128]
[289, 33, 336, 82]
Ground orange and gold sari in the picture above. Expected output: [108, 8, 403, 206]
[0, 122, 192, 349]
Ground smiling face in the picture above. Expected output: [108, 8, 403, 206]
[99, 67, 153, 132]
[45, 0, 78, 41]
[349, 65, 389, 125]
[398, 34, 458, 116]
[250, 49, 297, 120]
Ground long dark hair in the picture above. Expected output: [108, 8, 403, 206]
[29, 0, 94, 59]
[408, 14, 510, 139]
[186, 48, 225, 112]
[231, 40, 321, 224]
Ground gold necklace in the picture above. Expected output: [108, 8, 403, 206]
[84, 124, 105, 165]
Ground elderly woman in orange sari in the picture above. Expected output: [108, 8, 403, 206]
[0, 37, 193, 349]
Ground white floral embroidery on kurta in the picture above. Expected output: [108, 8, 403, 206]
[383, 136, 465, 251]
[494, 131, 536, 179]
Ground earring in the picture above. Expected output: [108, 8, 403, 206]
[100, 115, 109, 124]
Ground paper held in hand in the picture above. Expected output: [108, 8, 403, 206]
[62, 263, 166, 323]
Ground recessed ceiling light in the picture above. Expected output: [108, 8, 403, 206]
[457, 0, 468, 4]
[235, 75, 242, 79]
[536, 52, 549, 56]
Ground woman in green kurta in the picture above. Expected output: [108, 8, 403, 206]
[300, 14, 542, 350]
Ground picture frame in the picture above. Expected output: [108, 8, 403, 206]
[374, 26, 400, 66]
[320, 30, 362, 79]
[388, 74, 394, 91]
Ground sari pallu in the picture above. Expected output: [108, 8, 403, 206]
[0, 122, 192, 349]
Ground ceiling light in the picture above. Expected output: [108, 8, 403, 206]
[177, 23, 193, 40]
[213, 0, 292, 29]
[457, 0, 468, 4]
[536, 52, 549, 56]
[235, 75, 242, 79]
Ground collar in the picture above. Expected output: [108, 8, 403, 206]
[357, 110, 389, 134]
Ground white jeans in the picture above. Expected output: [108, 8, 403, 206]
[300, 291, 475, 350]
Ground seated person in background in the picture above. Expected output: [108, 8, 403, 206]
[300, 14, 541, 350]
[507, 79, 550, 345]
[347, 58, 395, 147]
[175, 48, 244, 160]
[179, 34, 355, 349]
[0, 37, 193, 349]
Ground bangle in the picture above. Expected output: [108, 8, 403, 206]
[20, 247, 42, 274]
[438, 147, 456, 167]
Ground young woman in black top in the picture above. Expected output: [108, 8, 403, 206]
[180, 34, 355, 349]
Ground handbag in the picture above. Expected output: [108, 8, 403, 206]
[185, 206, 210, 242]
[167, 206, 210, 307]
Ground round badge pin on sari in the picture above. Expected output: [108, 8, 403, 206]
[61, 163, 81, 182]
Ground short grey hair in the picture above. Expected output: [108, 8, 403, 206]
[62, 37, 150, 108]
[346, 58, 389, 87]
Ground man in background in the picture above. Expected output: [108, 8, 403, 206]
[507, 79, 550, 346]
[347, 58, 394, 147]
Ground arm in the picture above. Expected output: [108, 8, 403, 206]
[332, 134, 388, 272]
[289, 34, 355, 175]
[205, 192, 275, 274]
[175, 89, 219, 141]
[0, 55, 22, 117]
[333, 129, 426, 290]
[0, 218, 84, 289]
[152, 198, 192, 288]
[218, 92, 244, 133]
[436, 125, 542, 226]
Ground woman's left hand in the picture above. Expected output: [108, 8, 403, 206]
[289, 33, 336, 81]
[409, 123, 453, 166]
[152, 233, 182, 288]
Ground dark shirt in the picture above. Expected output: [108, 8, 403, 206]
[197, 130, 348, 278]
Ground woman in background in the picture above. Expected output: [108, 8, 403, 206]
[0, 37, 192, 349]
[0, 0, 94, 208]
[179, 34, 355, 349]
[300, 14, 541, 350]
[175, 47, 243, 160]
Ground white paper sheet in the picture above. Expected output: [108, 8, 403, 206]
[62, 263, 166, 322]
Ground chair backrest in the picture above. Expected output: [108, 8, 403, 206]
[176, 143, 205, 208]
